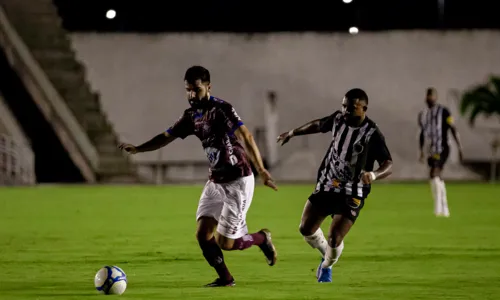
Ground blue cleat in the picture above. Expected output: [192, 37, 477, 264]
[317, 258, 332, 283]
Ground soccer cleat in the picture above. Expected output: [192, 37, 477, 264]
[316, 258, 324, 279]
[204, 278, 235, 287]
[317, 258, 332, 283]
[258, 229, 278, 266]
[435, 212, 450, 218]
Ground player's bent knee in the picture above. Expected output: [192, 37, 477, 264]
[299, 223, 314, 236]
[196, 217, 217, 241]
[298, 224, 307, 236]
[195, 230, 212, 242]
[430, 168, 441, 179]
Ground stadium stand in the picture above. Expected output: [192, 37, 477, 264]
[0, 0, 139, 182]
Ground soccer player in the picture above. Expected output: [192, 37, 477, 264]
[418, 87, 463, 217]
[119, 66, 278, 287]
[277, 88, 393, 283]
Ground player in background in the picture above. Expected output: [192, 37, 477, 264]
[119, 66, 278, 287]
[418, 87, 463, 217]
[277, 88, 393, 283]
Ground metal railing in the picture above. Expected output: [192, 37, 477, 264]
[0, 133, 35, 185]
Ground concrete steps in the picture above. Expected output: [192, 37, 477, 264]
[0, 0, 140, 182]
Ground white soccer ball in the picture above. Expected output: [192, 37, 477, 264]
[94, 266, 127, 295]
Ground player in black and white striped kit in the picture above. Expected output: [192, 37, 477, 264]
[277, 88, 393, 283]
[418, 88, 463, 218]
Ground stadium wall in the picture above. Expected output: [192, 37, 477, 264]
[69, 31, 500, 182]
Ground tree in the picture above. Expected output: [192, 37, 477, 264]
[460, 75, 500, 126]
[459, 75, 500, 182]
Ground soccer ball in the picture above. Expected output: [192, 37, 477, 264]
[94, 266, 127, 295]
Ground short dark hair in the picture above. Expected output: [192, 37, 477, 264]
[426, 87, 437, 96]
[345, 88, 368, 104]
[184, 66, 210, 83]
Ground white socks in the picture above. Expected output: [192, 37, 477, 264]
[321, 241, 344, 269]
[303, 228, 328, 256]
[304, 228, 345, 269]
[430, 177, 442, 215]
[430, 177, 450, 217]
[440, 179, 450, 217]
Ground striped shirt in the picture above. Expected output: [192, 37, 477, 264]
[315, 111, 392, 198]
[418, 104, 453, 155]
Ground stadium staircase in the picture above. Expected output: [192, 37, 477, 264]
[0, 0, 139, 182]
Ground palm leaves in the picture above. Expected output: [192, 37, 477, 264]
[460, 76, 500, 182]
[460, 76, 500, 126]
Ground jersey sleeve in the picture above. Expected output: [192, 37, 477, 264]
[166, 110, 194, 139]
[319, 111, 340, 133]
[221, 103, 244, 134]
[443, 107, 454, 126]
[365, 128, 392, 171]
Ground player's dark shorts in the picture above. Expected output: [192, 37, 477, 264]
[308, 191, 365, 222]
[427, 147, 449, 169]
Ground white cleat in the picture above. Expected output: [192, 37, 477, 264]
[435, 212, 450, 218]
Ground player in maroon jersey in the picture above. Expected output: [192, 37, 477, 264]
[119, 66, 278, 287]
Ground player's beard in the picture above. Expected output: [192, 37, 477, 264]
[189, 96, 209, 108]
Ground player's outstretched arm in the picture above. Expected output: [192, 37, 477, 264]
[277, 118, 323, 146]
[118, 132, 177, 154]
[234, 125, 278, 191]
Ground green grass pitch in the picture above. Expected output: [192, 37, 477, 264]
[1, 183, 499, 299]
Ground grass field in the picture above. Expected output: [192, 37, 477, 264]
[1, 183, 499, 299]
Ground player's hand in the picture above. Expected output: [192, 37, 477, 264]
[361, 171, 376, 185]
[277, 130, 293, 146]
[118, 143, 138, 154]
[418, 151, 425, 164]
[259, 168, 278, 191]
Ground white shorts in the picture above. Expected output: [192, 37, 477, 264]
[196, 175, 255, 239]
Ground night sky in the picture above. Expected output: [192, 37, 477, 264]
[53, 0, 500, 33]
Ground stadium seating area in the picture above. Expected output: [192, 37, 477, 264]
[0, 0, 137, 182]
